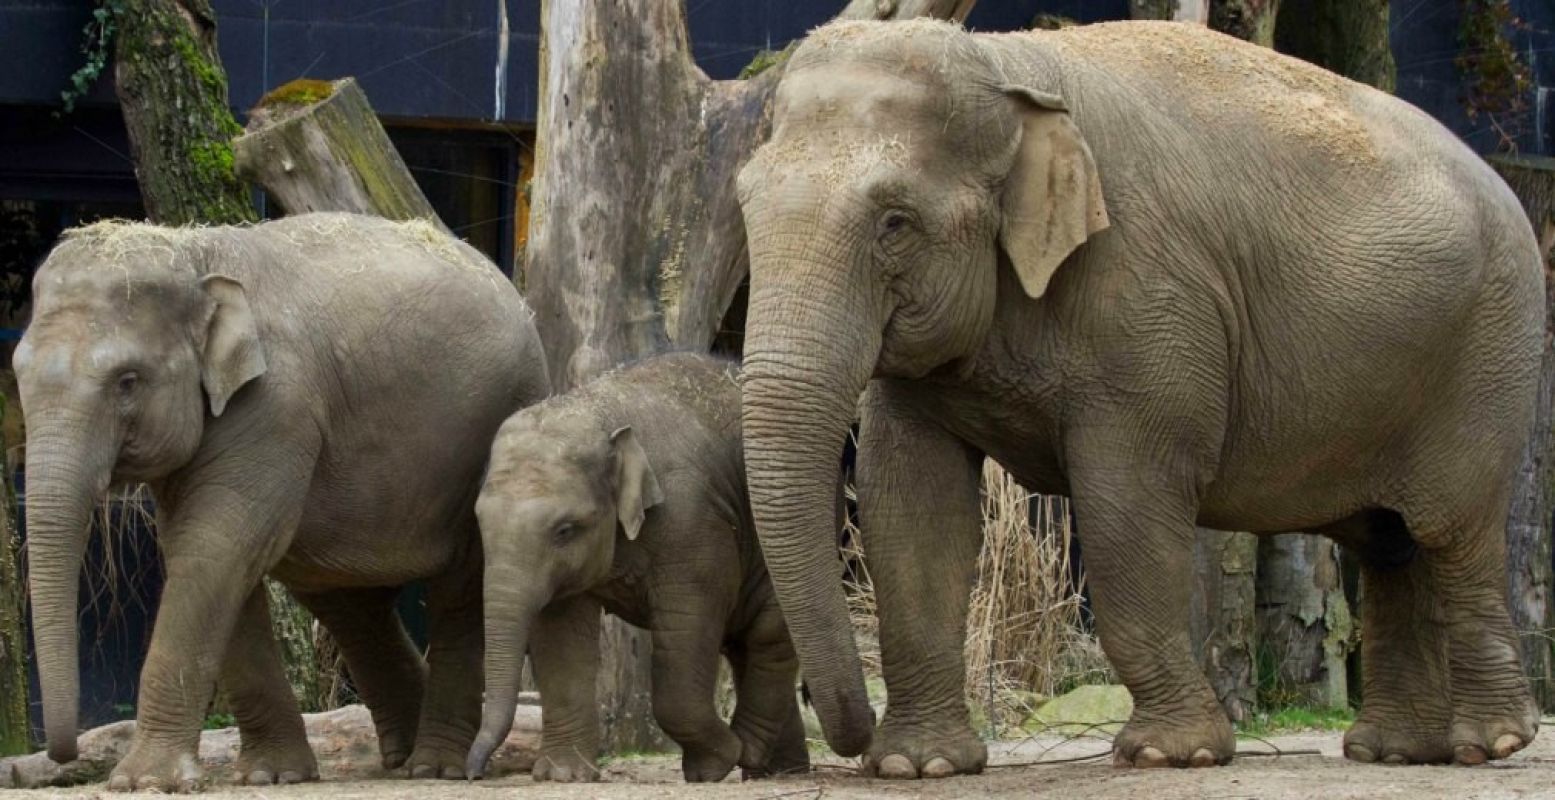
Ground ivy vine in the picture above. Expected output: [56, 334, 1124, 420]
[1456, 0, 1535, 151]
[59, 0, 126, 114]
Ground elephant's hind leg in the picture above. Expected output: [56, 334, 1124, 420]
[727, 608, 809, 779]
[295, 587, 427, 771]
[407, 554, 485, 779]
[221, 584, 319, 785]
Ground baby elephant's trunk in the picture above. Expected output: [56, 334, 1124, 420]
[466, 586, 541, 779]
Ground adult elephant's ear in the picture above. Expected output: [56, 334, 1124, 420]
[997, 86, 1109, 299]
[199, 274, 267, 417]
[611, 426, 664, 541]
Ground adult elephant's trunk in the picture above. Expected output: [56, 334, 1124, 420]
[25, 416, 114, 763]
[466, 580, 543, 778]
[740, 253, 882, 758]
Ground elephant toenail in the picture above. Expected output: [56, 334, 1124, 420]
[442, 766, 465, 780]
[1382, 754, 1408, 765]
[921, 757, 956, 778]
[1344, 743, 1377, 763]
[876, 754, 918, 779]
[278, 770, 304, 784]
[1454, 744, 1489, 765]
[411, 763, 437, 779]
[1133, 746, 1169, 768]
[1492, 734, 1523, 758]
[1188, 748, 1216, 768]
[107, 775, 133, 792]
[245, 769, 274, 785]
[553, 766, 573, 782]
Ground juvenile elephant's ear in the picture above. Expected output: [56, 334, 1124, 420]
[199, 274, 267, 417]
[997, 86, 1109, 299]
[610, 426, 664, 541]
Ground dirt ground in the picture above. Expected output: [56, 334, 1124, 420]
[9, 729, 1555, 800]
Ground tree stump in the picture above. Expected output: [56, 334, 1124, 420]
[233, 78, 445, 229]
[1489, 154, 1555, 709]
[0, 396, 26, 756]
[1254, 534, 1351, 708]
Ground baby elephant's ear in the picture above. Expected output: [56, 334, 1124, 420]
[611, 426, 664, 541]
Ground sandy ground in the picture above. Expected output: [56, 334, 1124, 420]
[8, 729, 1555, 800]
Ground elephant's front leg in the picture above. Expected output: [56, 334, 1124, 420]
[109, 464, 311, 791]
[649, 613, 743, 782]
[858, 385, 987, 780]
[219, 584, 318, 785]
[528, 594, 604, 782]
[1066, 424, 1232, 768]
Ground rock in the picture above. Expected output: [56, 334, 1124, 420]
[1028, 685, 1133, 735]
[0, 703, 543, 788]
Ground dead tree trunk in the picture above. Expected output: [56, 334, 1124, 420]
[112, 0, 332, 711]
[0, 397, 25, 755]
[525, 0, 976, 752]
[1488, 154, 1555, 709]
[1188, 530, 1258, 723]
[233, 78, 445, 228]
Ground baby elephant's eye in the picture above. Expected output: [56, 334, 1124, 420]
[552, 522, 576, 544]
[116, 371, 140, 396]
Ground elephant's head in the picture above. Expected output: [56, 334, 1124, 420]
[466, 409, 662, 777]
[734, 20, 1107, 755]
[14, 223, 266, 762]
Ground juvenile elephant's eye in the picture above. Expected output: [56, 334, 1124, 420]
[116, 371, 140, 396]
[552, 522, 576, 544]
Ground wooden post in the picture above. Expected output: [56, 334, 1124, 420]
[1488, 154, 1555, 709]
[233, 78, 446, 229]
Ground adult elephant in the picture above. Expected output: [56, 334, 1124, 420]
[735, 19, 1543, 778]
[17, 213, 550, 790]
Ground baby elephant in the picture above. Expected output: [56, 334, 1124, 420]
[465, 353, 809, 783]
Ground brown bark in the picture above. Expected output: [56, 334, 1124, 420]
[1254, 535, 1352, 707]
[525, 0, 976, 752]
[1210, 0, 1280, 46]
[1274, 0, 1395, 93]
[233, 79, 446, 229]
[113, 0, 255, 226]
[1488, 154, 1555, 709]
[0, 395, 25, 755]
[1189, 530, 1258, 722]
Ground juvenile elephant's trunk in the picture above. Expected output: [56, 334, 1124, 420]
[466, 581, 543, 778]
[24, 416, 114, 763]
[740, 253, 882, 758]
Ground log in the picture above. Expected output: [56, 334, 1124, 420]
[1188, 529, 1258, 722]
[233, 78, 446, 230]
[1275, 0, 1395, 93]
[1489, 153, 1555, 709]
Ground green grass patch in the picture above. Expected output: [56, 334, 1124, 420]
[1239, 705, 1354, 736]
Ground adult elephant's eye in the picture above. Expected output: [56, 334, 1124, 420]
[116, 371, 140, 396]
[552, 522, 576, 544]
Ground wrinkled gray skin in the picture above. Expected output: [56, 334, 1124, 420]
[466, 353, 808, 783]
[735, 19, 1544, 778]
[16, 213, 550, 791]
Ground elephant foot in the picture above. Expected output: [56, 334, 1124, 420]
[235, 737, 320, 785]
[406, 741, 470, 780]
[681, 735, 742, 782]
[1343, 718, 1452, 765]
[739, 733, 810, 779]
[107, 740, 205, 793]
[376, 724, 417, 771]
[1448, 700, 1538, 765]
[532, 747, 600, 783]
[1112, 712, 1234, 769]
[862, 720, 987, 779]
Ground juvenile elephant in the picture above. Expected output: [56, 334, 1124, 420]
[734, 20, 1545, 777]
[17, 213, 550, 790]
[465, 353, 809, 783]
